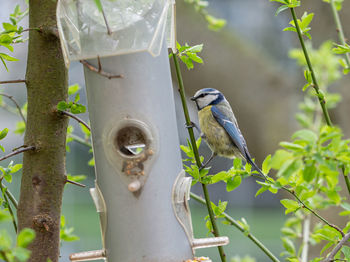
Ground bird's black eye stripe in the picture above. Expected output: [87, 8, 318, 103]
[199, 93, 207, 98]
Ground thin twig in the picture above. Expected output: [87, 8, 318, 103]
[322, 232, 350, 262]
[0, 93, 26, 123]
[59, 111, 91, 132]
[190, 192, 281, 262]
[282, 186, 344, 236]
[22, 27, 41, 33]
[0, 79, 26, 84]
[66, 179, 86, 188]
[69, 134, 92, 148]
[100, 4, 112, 35]
[0, 146, 35, 162]
[341, 166, 350, 198]
[80, 59, 123, 79]
[290, 8, 332, 126]
[329, 0, 350, 69]
[0, 182, 17, 232]
[171, 51, 227, 262]
[2, 184, 18, 209]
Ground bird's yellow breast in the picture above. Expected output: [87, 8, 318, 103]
[198, 106, 239, 158]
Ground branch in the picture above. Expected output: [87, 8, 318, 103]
[0, 182, 17, 232]
[0, 93, 26, 123]
[171, 51, 227, 262]
[322, 232, 350, 262]
[290, 8, 332, 126]
[282, 186, 344, 236]
[190, 192, 281, 262]
[22, 27, 41, 33]
[66, 179, 86, 188]
[100, 4, 112, 35]
[69, 133, 92, 148]
[0, 146, 35, 162]
[0, 79, 26, 84]
[80, 57, 123, 79]
[59, 111, 91, 132]
[329, 0, 350, 69]
[3, 185, 18, 209]
[341, 166, 350, 198]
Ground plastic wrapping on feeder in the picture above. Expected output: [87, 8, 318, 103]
[57, 0, 176, 65]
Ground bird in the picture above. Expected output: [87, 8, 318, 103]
[190, 88, 265, 177]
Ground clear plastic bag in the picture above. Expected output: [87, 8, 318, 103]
[57, 0, 175, 65]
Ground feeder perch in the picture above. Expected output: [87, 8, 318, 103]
[57, 0, 229, 261]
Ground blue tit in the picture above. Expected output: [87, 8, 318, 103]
[191, 88, 264, 177]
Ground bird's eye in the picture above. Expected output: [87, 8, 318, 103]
[199, 93, 206, 98]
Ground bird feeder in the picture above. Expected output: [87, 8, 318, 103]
[57, 0, 228, 261]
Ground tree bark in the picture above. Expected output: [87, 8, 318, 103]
[17, 1, 68, 261]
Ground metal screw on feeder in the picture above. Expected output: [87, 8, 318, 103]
[57, 0, 229, 261]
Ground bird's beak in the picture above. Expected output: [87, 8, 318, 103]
[190, 96, 196, 101]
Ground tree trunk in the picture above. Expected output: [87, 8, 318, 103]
[17, 0, 68, 261]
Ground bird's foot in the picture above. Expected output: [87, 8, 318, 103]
[184, 121, 201, 134]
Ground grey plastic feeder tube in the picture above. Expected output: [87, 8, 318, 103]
[83, 44, 194, 262]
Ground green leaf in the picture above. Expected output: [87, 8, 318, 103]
[262, 155, 272, 174]
[283, 27, 297, 33]
[74, 93, 80, 103]
[12, 247, 31, 262]
[70, 104, 86, 114]
[282, 237, 296, 254]
[270, 0, 288, 4]
[205, 15, 226, 31]
[67, 174, 86, 183]
[57, 101, 68, 111]
[342, 246, 350, 260]
[320, 241, 333, 255]
[0, 53, 19, 61]
[68, 84, 80, 95]
[93, 0, 103, 12]
[233, 158, 242, 169]
[280, 199, 300, 214]
[255, 186, 269, 197]
[275, 5, 289, 16]
[226, 175, 241, 192]
[300, 12, 314, 30]
[292, 129, 317, 144]
[280, 141, 304, 151]
[186, 44, 203, 53]
[302, 161, 317, 182]
[180, 55, 194, 69]
[0, 209, 11, 222]
[276, 159, 302, 179]
[0, 34, 13, 44]
[17, 228, 35, 248]
[0, 230, 12, 249]
[0, 56, 8, 71]
[211, 171, 230, 183]
[2, 22, 17, 32]
[271, 150, 293, 169]
[0, 128, 9, 140]
[332, 43, 350, 54]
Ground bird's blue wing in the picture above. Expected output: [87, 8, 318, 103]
[210, 106, 248, 157]
[211, 105, 266, 177]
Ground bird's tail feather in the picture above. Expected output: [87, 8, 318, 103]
[247, 158, 266, 180]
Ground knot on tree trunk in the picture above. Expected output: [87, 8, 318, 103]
[33, 214, 54, 232]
